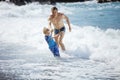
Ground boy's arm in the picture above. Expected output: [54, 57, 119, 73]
[53, 34, 59, 38]
[50, 29, 53, 36]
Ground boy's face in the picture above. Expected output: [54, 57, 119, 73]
[46, 29, 50, 34]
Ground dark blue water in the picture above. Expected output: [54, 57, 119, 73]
[63, 2, 120, 29]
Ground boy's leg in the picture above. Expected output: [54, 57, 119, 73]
[49, 46, 60, 57]
[54, 45, 60, 57]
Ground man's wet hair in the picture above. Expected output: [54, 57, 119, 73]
[52, 7, 58, 11]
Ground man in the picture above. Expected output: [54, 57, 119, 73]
[48, 7, 71, 51]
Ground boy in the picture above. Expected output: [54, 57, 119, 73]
[43, 27, 60, 57]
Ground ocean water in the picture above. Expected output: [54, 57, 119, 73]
[0, 1, 120, 80]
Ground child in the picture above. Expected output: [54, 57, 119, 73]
[43, 27, 60, 57]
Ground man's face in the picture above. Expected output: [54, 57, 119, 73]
[51, 9, 58, 15]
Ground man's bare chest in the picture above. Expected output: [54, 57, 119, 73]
[51, 16, 62, 23]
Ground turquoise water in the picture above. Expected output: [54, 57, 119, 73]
[62, 2, 120, 29]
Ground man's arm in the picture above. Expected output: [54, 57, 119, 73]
[48, 15, 52, 29]
[62, 14, 71, 32]
[48, 21, 52, 29]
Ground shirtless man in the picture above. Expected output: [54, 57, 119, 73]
[48, 7, 71, 51]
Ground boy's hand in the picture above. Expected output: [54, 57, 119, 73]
[51, 29, 53, 33]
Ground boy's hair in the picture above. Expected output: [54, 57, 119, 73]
[43, 27, 48, 34]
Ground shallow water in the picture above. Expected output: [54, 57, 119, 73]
[0, 42, 120, 80]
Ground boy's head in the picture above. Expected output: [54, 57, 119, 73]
[43, 27, 50, 35]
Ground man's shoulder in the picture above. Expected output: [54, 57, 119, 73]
[58, 12, 64, 16]
[50, 14, 54, 17]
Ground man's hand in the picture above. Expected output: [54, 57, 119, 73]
[53, 34, 59, 38]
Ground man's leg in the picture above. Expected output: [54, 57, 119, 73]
[54, 35, 59, 47]
[59, 32, 65, 51]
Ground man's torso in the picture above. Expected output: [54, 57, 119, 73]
[50, 13, 64, 29]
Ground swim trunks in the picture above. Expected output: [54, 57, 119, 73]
[54, 26, 65, 35]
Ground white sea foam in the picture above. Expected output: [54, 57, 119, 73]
[0, 2, 120, 65]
